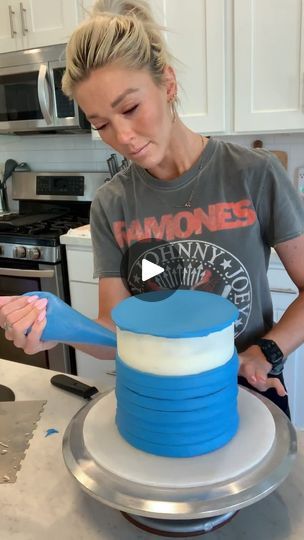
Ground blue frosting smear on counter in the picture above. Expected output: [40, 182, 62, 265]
[111, 290, 238, 337]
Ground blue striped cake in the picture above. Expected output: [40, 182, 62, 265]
[112, 290, 239, 458]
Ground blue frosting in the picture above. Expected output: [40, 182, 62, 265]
[116, 406, 236, 434]
[117, 417, 239, 458]
[115, 353, 239, 457]
[23, 292, 117, 347]
[115, 382, 238, 412]
[112, 290, 238, 338]
[116, 412, 239, 445]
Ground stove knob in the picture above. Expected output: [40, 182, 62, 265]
[14, 246, 26, 258]
[28, 248, 41, 260]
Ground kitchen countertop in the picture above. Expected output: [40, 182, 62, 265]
[60, 224, 92, 247]
[0, 358, 303, 540]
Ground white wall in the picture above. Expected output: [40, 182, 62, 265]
[0, 133, 112, 173]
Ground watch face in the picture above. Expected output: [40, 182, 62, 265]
[256, 338, 285, 375]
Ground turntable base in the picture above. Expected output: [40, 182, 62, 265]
[82, 388, 275, 489]
[62, 387, 296, 535]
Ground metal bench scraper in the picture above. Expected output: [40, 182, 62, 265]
[0, 400, 46, 483]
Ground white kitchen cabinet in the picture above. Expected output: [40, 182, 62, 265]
[149, 0, 226, 133]
[0, 0, 80, 53]
[234, 0, 304, 132]
[79, 0, 94, 20]
[62, 242, 115, 379]
[268, 261, 304, 428]
[0, 2, 23, 52]
[89, 0, 304, 135]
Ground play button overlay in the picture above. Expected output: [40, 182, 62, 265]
[120, 238, 184, 301]
[142, 259, 164, 282]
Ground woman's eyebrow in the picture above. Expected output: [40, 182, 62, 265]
[111, 88, 139, 108]
[86, 88, 140, 121]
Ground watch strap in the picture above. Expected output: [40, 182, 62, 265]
[255, 338, 285, 376]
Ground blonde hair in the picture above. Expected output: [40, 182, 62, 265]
[62, 0, 173, 98]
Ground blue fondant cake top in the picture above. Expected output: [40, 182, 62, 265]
[111, 290, 238, 338]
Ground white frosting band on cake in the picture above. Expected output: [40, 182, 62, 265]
[116, 323, 235, 376]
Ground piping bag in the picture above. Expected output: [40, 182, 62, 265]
[25, 291, 117, 348]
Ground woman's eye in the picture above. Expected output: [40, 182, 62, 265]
[90, 105, 138, 130]
[91, 123, 107, 131]
[123, 105, 138, 115]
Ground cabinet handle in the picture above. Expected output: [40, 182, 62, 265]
[302, 72, 304, 113]
[19, 2, 28, 36]
[8, 5, 17, 38]
[270, 287, 297, 295]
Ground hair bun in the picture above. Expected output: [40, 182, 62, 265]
[92, 0, 153, 23]
[62, 0, 173, 98]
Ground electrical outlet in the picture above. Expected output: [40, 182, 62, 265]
[296, 167, 304, 195]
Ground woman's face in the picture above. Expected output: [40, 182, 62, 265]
[74, 64, 176, 169]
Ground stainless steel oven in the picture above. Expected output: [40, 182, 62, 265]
[0, 257, 71, 371]
[0, 171, 108, 372]
[0, 45, 90, 133]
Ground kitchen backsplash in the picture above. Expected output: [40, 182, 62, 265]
[0, 131, 303, 185]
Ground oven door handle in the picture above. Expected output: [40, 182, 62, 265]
[0, 268, 55, 278]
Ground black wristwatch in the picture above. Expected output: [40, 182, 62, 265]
[255, 338, 286, 375]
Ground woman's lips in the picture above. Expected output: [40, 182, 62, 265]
[129, 142, 150, 156]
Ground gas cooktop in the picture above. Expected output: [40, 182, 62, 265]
[0, 213, 89, 262]
[0, 214, 89, 244]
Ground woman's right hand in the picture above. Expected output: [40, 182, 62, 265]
[0, 295, 58, 355]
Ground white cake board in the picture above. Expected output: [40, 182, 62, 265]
[83, 387, 276, 489]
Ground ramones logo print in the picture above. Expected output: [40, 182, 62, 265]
[128, 240, 252, 338]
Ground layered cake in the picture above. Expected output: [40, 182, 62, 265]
[111, 290, 239, 458]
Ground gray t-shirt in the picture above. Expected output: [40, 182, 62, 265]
[90, 138, 304, 352]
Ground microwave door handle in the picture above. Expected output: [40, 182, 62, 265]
[38, 64, 53, 125]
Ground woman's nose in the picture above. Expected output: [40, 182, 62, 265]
[115, 120, 135, 145]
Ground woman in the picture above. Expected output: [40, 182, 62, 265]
[1, 0, 304, 416]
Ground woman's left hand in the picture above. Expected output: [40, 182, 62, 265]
[238, 345, 286, 397]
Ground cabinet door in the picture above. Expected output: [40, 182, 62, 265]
[69, 281, 115, 378]
[149, 0, 226, 133]
[66, 247, 97, 284]
[69, 281, 99, 318]
[79, 0, 94, 21]
[0, 1, 23, 52]
[234, 0, 304, 132]
[21, 0, 79, 48]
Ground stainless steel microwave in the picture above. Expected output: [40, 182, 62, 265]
[0, 44, 90, 134]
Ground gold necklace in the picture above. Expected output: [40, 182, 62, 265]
[174, 136, 205, 209]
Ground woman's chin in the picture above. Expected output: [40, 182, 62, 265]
[132, 151, 163, 171]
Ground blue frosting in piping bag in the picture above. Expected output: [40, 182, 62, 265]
[24, 291, 117, 347]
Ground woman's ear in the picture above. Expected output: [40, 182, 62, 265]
[163, 65, 177, 101]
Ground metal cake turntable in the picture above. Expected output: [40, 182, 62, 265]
[62, 387, 297, 537]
